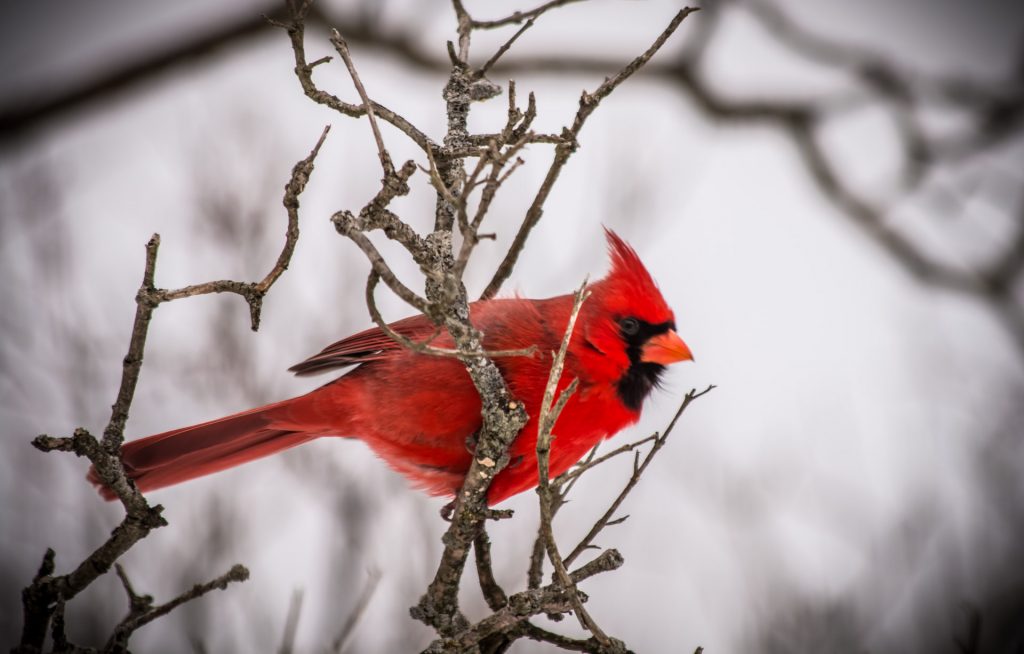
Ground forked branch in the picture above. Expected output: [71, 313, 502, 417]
[18, 126, 327, 653]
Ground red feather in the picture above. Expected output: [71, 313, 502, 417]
[89, 230, 691, 505]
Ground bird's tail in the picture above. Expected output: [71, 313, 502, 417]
[88, 398, 318, 500]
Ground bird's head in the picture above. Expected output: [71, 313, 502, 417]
[575, 229, 693, 411]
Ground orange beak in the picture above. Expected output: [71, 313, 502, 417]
[640, 329, 693, 365]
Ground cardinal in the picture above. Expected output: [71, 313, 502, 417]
[90, 230, 692, 505]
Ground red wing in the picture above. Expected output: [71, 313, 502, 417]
[289, 313, 441, 376]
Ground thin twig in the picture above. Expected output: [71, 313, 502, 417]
[451, 0, 472, 63]
[365, 272, 537, 360]
[17, 121, 325, 650]
[474, 529, 508, 611]
[453, 137, 531, 280]
[479, 18, 536, 76]
[106, 565, 250, 651]
[258, 124, 331, 294]
[422, 549, 625, 652]
[278, 589, 304, 654]
[330, 30, 394, 176]
[526, 441, 603, 589]
[470, 0, 589, 29]
[534, 282, 609, 642]
[278, 5, 436, 153]
[101, 234, 161, 451]
[114, 564, 154, 617]
[558, 442, 601, 497]
[20, 236, 173, 647]
[334, 218, 434, 315]
[560, 434, 660, 484]
[331, 569, 382, 653]
[149, 125, 330, 330]
[563, 385, 716, 568]
[481, 8, 698, 299]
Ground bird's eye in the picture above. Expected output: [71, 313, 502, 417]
[620, 317, 640, 336]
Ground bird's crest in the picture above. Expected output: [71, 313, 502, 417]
[597, 228, 674, 324]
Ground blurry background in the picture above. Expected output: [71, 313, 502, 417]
[2, 0, 1023, 651]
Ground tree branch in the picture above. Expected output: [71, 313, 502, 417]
[144, 124, 330, 330]
[17, 118, 324, 653]
[563, 385, 716, 568]
[330, 30, 394, 176]
[106, 564, 249, 652]
[481, 8, 699, 299]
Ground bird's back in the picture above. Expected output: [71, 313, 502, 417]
[288, 295, 640, 503]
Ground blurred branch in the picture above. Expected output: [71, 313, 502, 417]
[952, 604, 982, 654]
[278, 589, 304, 654]
[479, 18, 536, 76]
[331, 569, 382, 653]
[469, 0, 588, 30]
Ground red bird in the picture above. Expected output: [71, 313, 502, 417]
[91, 230, 692, 505]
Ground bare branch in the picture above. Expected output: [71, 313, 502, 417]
[278, 5, 436, 154]
[154, 124, 331, 330]
[17, 117, 323, 651]
[331, 569, 382, 653]
[102, 234, 161, 451]
[479, 18, 536, 76]
[278, 589, 304, 654]
[481, 8, 698, 299]
[474, 529, 509, 611]
[106, 564, 250, 651]
[336, 221, 433, 315]
[330, 30, 394, 176]
[422, 549, 625, 652]
[365, 272, 537, 360]
[470, 0, 589, 30]
[451, 0, 472, 64]
[115, 563, 154, 617]
[533, 283, 610, 642]
[261, 124, 330, 291]
[564, 386, 716, 568]
[22, 236, 178, 642]
[560, 435, 659, 484]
